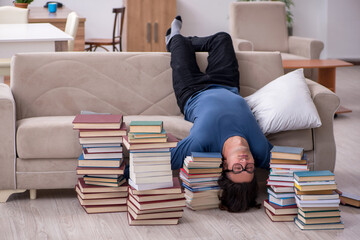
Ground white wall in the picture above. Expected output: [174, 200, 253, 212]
[1, 0, 359, 58]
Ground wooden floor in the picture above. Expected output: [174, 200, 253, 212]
[1, 66, 360, 240]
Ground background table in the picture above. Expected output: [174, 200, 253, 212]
[0, 23, 73, 58]
[28, 6, 86, 51]
[283, 59, 354, 114]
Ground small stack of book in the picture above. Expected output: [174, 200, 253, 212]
[264, 145, 308, 222]
[127, 177, 186, 225]
[180, 152, 222, 210]
[293, 170, 344, 230]
[123, 121, 178, 191]
[72, 114, 128, 213]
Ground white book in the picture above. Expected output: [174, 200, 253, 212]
[82, 143, 121, 148]
[130, 152, 171, 158]
[130, 156, 171, 163]
[294, 179, 336, 186]
[269, 195, 296, 207]
[131, 174, 173, 185]
[130, 164, 171, 173]
[86, 147, 123, 153]
[130, 148, 170, 153]
[295, 196, 340, 205]
[270, 185, 295, 193]
[267, 188, 295, 199]
[131, 160, 170, 166]
[268, 175, 294, 182]
[128, 178, 173, 191]
[298, 193, 339, 201]
[270, 164, 308, 170]
[131, 171, 172, 178]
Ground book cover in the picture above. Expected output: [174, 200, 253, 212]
[182, 165, 222, 174]
[294, 170, 335, 182]
[179, 168, 221, 179]
[267, 188, 295, 199]
[130, 192, 185, 203]
[265, 208, 297, 222]
[82, 204, 127, 214]
[127, 199, 184, 215]
[269, 195, 296, 207]
[270, 185, 295, 193]
[298, 208, 341, 218]
[75, 185, 128, 199]
[263, 199, 298, 215]
[79, 122, 127, 137]
[129, 177, 182, 195]
[79, 136, 123, 145]
[128, 206, 183, 220]
[123, 133, 179, 150]
[77, 195, 127, 206]
[128, 194, 185, 210]
[128, 129, 167, 139]
[129, 121, 163, 133]
[77, 178, 128, 193]
[191, 152, 222, 161]
[270, 146, 304, 160]
[82, 149, 123, 160]
[340, 192, 360, 207]
[76, 162, 125, 175]
[294, 183, 337, 192]
[128, 136, 168, 144]
[127, 213, 179, 226]
[128, 178, 173, 191]
[73, 114, 123, 129]
[294, 217, 344, 230]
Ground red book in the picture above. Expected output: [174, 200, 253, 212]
[75, 185, 128, 199]
[264, 206, 297, 222]
[79, 122, 127, 137]
[77, 178, 128, 193]
[72, 114, 123, 129]
[77, 194, 127, 206]
[128, 193, 185, 210]
[263, 199, 298, 215]
[82, 204, 128, 214]
[123, 133, 179, 150]
[127, 199, 184, 215]
[76, 161, 125, 175]
[127, 212, 180, 226]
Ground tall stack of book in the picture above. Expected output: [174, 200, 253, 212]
[127, 177, 185, 225]
[123, 120, 184, 225]
[293, 170, 344, 230]
[123, 121, 178, 190]
[72, 114, 128, 213]
[264, 146, 309, 222]
[180, 152, 222, 210]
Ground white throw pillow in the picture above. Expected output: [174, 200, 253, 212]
[244, 68, 321, 135]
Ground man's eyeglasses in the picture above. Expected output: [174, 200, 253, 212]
[224, 163, 255, 174]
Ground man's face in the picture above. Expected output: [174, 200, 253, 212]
[223, 146, 255, 183]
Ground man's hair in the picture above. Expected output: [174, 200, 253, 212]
[217, 171, 260, 212]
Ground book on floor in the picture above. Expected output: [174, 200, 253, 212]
[127, 206, 183, 220]
[298, 208, 341, 218]
[127, 213, 180, 226]
[73, 114, 123, 129]
[82, 204, 127, 214]
[75, 185, 128, 199]
[129, 121, 163, 133]
[339, 192, 360, 207]
[127, 200, 184, 215]
[294, 217, 344, 230]
[265, 208, 297, 222]
[270, 146, 304, 160]
[263, 199, 298, 215]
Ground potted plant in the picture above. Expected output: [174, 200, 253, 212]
[13, 0, 34, 9]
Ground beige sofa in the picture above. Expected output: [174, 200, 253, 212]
[0, 51, 339, 202]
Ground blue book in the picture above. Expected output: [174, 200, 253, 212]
[294, 170, 335, 182]
[270, 146, 304, 160]
[182, 183, 220, 192]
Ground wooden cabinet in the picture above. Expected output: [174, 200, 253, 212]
[124, 0, 176, 52]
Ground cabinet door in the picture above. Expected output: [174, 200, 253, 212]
[125, 0, 152, 51]
[150, 0, 176, 52]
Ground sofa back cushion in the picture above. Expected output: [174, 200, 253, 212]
[11, 51, 283, 120]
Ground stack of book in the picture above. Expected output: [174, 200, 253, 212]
[123, 121, 178, 191]
[72, 114, 128, 213]
[264, 146, 308, 222]
[293, 170, 344, 230]
[180, 152, 222, 210]
[127, 177, 186, 225]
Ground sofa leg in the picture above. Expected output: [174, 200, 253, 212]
[0, 189, 27, 203]
[30, 189, 37, 200]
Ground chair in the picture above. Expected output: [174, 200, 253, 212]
[0, 6, 29, 85]
[65, 12, 80, 51]
[0, 6, 28, 24]
[229, 2, 324, 80]
[85, 7, 125, 52]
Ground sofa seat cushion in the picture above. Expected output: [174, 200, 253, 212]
[267, 128, 313, 151]
[16, 115, 193, 159]
[16, 116, 82, 159]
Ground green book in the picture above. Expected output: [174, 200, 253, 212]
[129, 121, 163, 133]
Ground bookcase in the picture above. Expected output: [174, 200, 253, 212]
[124, 0, 176, 52]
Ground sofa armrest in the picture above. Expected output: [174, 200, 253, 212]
[289, 36, 324, 59]
[232, 38, 254, 51]
[0, 84, 16, 189]
[306, 79, 340, 171]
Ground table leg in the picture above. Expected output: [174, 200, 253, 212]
[318, 67, 352, 114]
[318, 67, 336, 92]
